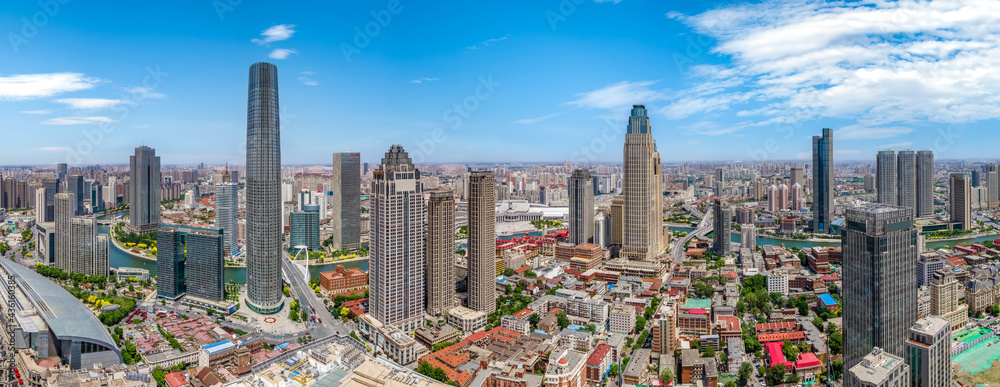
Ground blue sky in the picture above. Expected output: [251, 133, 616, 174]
[1, 0, 997, 166]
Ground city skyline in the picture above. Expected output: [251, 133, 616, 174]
[2, 1, 999, 165]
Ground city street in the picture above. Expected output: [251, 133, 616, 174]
[280, 251, 351, 338]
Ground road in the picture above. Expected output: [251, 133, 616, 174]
[280, 251, 351, 338]
[671, 204, 713, 265]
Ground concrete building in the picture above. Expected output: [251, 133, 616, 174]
[468, 171, 497, 315]
[929, 269, 967, 332]
[610, 195, 624, 246]
[916, 150, 934, 217]
[767, 185, 778, 212]
[876, 150, 898, 206]
[370, 144, 426, 332]
[214, 181, 239, 255]
[67, 217, 108, 277]
[790, 165, 804, 189]
[950, 172, 971, 230]
[568, 169, 594, 245]
[713, 198, 732, 256]
[741, 224, 756, 250]
[905, 316, 951, 387]
[897, 150, 916, 211]
[53, 192, 74, 271]
[331, 152, 361, 250]
[813, 128, 834, 233]
[843, 204, 917, 384]
[245, 62, 284, 315]
[848, 348, 909, 387]
[608, 302, 636, 334]
[767, 272, 789, 296]
[157, 226, 226, 302]
[544, 347, 587, 387]
[446, 306, 487, 334]
[128, 146, 161, 233]
[426, 191, 457, 315]
[916, 252, 946, 287]
[289, 208, 320, 252]
[64, 174, 84, 216]
[988, 163, 999, 208]
[622, 105, 663, 261]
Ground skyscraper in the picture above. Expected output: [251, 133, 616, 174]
[714, 167, 724, 197]
[214, 181, 239, 255]
[876, 150, 897, 206]
[812, 128, 834, 233]
[54, 192, 74, 271]
[929, 269, 968, 332]
[972, 169, 981, 188]
[331, 152, 361, 251]
[916, 150, 934, 217]
[245, 62, 284, 315]
[842, 204, 917, 383]
[94, 234, 109, 278]
[777, 183, 789, 210]
[905, 316, 952, 387]
[65, 174, 84, 216]
[157, 226, 186, 300]
[426, 191, 457, 315]
[897, 150, 916, 210]
[186, 228, 225, 302]
[41, 177, 58, 222]
[468, 171, 497, 315]
[129, 146, 161, 233]
[790, 165, 805, 189]
[568, 169, 594, 245]
[289, 206, 320, 252]
[68, 217, 96, 275]
[610, 195, 624, 246]
[949, 172, 971, 230]
[56, 163, 67, 183]
[370, 145, 425, 331]
[622, 105, 662, 261]
[988, 163, 999, 208]
[790, 183, 804, 211]
[712, 198, 731, 256]
[34, 188, 47, 224]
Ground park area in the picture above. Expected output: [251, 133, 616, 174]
[953, 328, 1000, 385]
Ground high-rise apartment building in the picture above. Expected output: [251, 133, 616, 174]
[876, 150, 897, 206]
[426, 191, 457, 315]
[812, 129, 834, 233]
[842, 204, 917, 384]
[467, 171, 497, 315]
[214, 182, 239, 255]
[790, 165, 804, 189]
[68, 217, 106, 277]
[56, 163, 67, 182]
[65, 175, 84, 215]
[331, 152, 361, 250]
[129, 146, 161, 233]
[568, 169, 594, 245]
[949, 173, 971, 230]
[741, 225, 756, 250]
[370, 145, 426, 332]
[905, 316, 952, 387]
[988, 164, 1000, 208]
[610, 195, 624, 246]
[34, 188, 47, 224]
[245, 62, 284, 314]
[897, 150, 916, 210]
[54, 192, 74, 271]
[713, 198, 731, 256]
[929, 269, 968, 332]
[916, 150, 934, 216]
[622, 105, 662, 261]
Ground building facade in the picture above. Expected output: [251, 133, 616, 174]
[331, 152, 361, 250]
[916, 150, 934, 217]
[812, 128, 834, 233]
[568, 169, 594, 245]
[950, 172, 971, 230]
[426, 191, 457, 315]
[905, 316, 951, 387]
[713, 198, 732, 256]
[876, 150, 898, 206]
[622, 105, 663, 260]
[214, 182, 239, 255]
[468, 171, 497, 314]
[128, 146, 161, 233]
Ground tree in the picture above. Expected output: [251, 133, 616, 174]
[766, 365, 786, 386]
[782, 340, 799, 362]
[340, 307, 350, 318]
[829, 331, 843, 355]
[609, 364, 620, 376]
[635, 317, 647, 332]
[738, 362, 753, 385]
[832, 359, 844, 380]
[503, 268, 515, 277]
[812, 317, 824, 330]
[703, 345, 715, 358]
[528, 313, 541, 329]
[556, 311, 570, 330]
[417, 360, 449, 383]
[785, 372, 801, 384]
[660, 368, 674, 383]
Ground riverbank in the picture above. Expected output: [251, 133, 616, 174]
[109, 232, 157, 262]
[924, 233, 1000, 243]
[760, 234, 842, 243]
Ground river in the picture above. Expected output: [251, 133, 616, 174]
[95, 213, 368, 283]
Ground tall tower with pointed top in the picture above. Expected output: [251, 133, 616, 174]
[622, 105, 662, 261]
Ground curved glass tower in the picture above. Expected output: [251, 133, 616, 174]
[245, 62, 283, 314]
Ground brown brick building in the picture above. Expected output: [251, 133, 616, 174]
[320, 265, 368, 293]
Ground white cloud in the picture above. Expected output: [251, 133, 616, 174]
[514, 111, 566, 125]
[268, 49, 297, 59]
[298, 71, 318, 86]
[37, 147, 70, 152]
[252, 24, 296, 45]
[465, 34, 511, 51]
[42, 116, 117, 125]
[122, 86, 165, 99]
[0, 73, 99, 100]
[595, 0, 623, 3]
[566, 81, 665, 111]
[20, 110, 52, 115]
[666, 0, 1000, 130]
[54, 98, 133, 110]
[409, 77, 440, 84]
[873, 141, 914, 149]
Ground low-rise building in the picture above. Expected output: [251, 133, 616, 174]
[585, 343, 612, 384]
[544, 347, 587, 387]
[501, 308, 534, 335]
[319, 265, 368, 293]
[447, 306, 488, 334]
[608, 302, 635, 334]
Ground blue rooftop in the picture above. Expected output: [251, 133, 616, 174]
[818, 293, 838, 305]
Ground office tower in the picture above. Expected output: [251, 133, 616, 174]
[594, 210, 611, 247]
[468, 171, 497, 315]
[767, 185, 778, 212]
[610, 195, 624, 246]
[298, 189, 312, 211]
[289, 206, 320, 252]
[186, 228, 225, 302]
[94, 234, 109, 278]
[712, 198, 731, 256]
[54, 193, 74, 271]
[129, 146, 161, 233]
[905, 316, 952, 387]
[370, 145, 425, 332]
[90, 181, 103, 212]
[56, 163, 67, 182]
[812, 128, 834, 233]
[777, 183, 788, 210]
[67, 217, 95, 275]
[245, 62, 284, 314]
[714, 167, 724, 196]
[332, 152, 361, 251]
[863, 173, 875, 192]
[426, 191, 457, 315]
[790, 165, 804, 189]
[741, 224, 756, 250]
[929, 269, 968, 332]
[842, 204, 917, 380]
[896, 150, 916, 211]
[34, 188, 47, 223]
[65, 174, 84, 215]
[916, 151, 934, 217]
[41, 177, 58, 222]
[622, 105, 663, 261]
[790, 183, 803, 211]
[972, 169, 981, 188]
[157, 227, 186, 300]
[949, 173, 971, 230]
[988, 164, 1000, 208]
[848, 348, 910, 387]
[568, 169, 594, 245]
[876, 150, 897, 206]
[215, 182, 239, 255]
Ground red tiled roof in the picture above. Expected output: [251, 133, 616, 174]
[795, 353, 821, 369]
[511, 308, 533, 319]
[587, 344, 611, 366]
[755, 321, 798, 332]
[758, 331, 806, 343]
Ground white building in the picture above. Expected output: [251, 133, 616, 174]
[608, 302, 636, 334]
[766, 272, 789, 296]
[848, 347, 909, 387]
